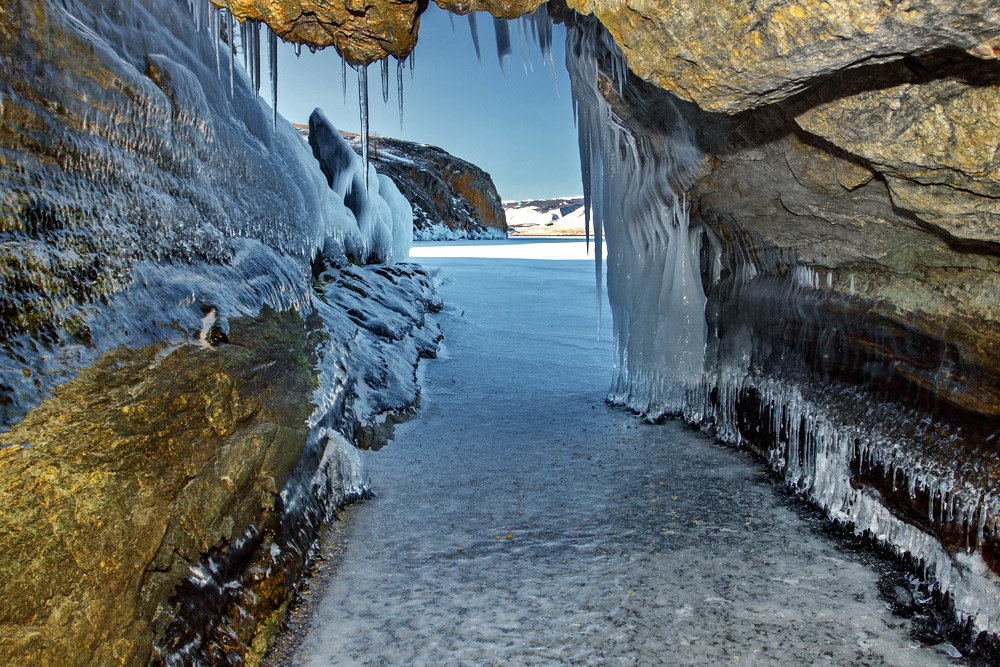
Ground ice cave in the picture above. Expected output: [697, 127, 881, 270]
[0, 0, 998, 663]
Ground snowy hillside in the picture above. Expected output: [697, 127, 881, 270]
[504, 196, 586, 236]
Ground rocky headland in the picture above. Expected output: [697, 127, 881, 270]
[294, 123, 508, 240]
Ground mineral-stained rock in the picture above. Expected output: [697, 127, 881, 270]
[0, 308, 315, 664]
[228, 0, 999, 115]
[435, 0, 543, 19]
[213, 0, 423, 62]
[556, 0, 1000, 113]
[795, 70, 1000, 245]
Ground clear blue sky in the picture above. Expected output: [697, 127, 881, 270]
[275, 4, 582, 201]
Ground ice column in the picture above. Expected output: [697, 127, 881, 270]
[565, 19, 708, 416]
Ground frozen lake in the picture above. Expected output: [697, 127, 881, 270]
[288, 239, 950, 664]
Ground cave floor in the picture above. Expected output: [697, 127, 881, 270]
[287, 239, 952, 665]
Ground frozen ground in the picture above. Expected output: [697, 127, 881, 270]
[289, 239, 954, 665]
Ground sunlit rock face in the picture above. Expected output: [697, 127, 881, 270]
[564, 0, 1000, 113]
[213, 0, 422, 61]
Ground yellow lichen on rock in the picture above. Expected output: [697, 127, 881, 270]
[213, 0, 423, 62]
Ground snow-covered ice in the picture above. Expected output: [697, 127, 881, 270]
[289, 239, 953, 665]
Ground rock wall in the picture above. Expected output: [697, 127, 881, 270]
[558, 7, 1000, 650]
[0, 0, 433, 662]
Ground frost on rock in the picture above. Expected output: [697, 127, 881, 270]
[565, 14, 1000, 635]
[279, 261, 440, 542]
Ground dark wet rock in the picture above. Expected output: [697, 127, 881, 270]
[0, 308, 315, 663]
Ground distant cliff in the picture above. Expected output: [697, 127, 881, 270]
[334, 130, 507, 240]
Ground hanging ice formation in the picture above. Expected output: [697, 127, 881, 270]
[381, 57, 390, 104]
[268, 28, 278, 128]
[467, 14, 482, 64]
[341, 52, 347, 98]
[396, 57, 405, 130]
[565, 17, 705, 406]
[564, 15, 1000, 634]
[212, 4, 220, 78]
[358, 64, 370, 192]
[227, 10, 234, 96]
[493, 18, 512, 71]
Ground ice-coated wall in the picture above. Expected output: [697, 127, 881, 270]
[563, 12, 1000, 640]
[0, 0, 412, 427]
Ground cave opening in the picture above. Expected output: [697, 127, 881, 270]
[1, 0, 998, 663]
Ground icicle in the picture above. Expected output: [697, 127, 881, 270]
[449, 12, 456, 32]
[494, 18, 512, 70]
[241, 21, 248, 72]
[536, 5, 557, 89]
[381, 57, 390, 104]
[227, 10, 235, 97]
[409, 46, 415, 82]
[252, 21, 261, 95]
[517, 13, 533, 73]
[268, 27, 277, 129]
[213, 6, 221, 78]
[341, 52, 347, 99]
[295, 43, 302, 57]
[396, 57, 404, 131]
[358, 64, 370, 191]
[468, 14, 482, 64]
